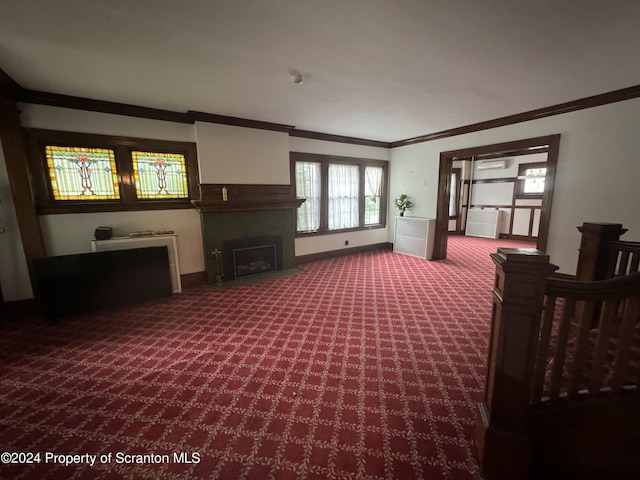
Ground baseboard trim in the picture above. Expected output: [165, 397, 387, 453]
[180, 271, 207, 288]
[499, 234, 537, 242]
[551, 272, 576, 280]
[296, 242, 392, 264]
[1, 298, 38, 320]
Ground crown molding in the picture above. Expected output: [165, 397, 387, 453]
[188, 110, 294, 133]
[391, 84, 640, 147]
[289, 129, 390, 148]
[6, 66, 640, 148]
[18, 89, 193, 124]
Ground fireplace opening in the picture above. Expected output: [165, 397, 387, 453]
[222, 235, 283, 281]
[233, 244, 276, 279]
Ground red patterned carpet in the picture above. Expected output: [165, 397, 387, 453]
[0, 236, 534, 480]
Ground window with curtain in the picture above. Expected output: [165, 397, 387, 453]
[295, 161, 321, 232]
[291, 152, 388, 235]
[328, 163, 359, 230]
[364, 166, 383, 225]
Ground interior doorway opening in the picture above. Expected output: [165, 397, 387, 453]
[432, 134, 561, 260]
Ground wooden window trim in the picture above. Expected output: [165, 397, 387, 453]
[290, 152, 388, 236]
[26, 128, 199, 214]
[514, 161, 547, 199]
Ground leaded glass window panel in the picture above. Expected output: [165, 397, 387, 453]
[132, 151, 189, 199]
[523, 167, 547, 194]
[45, 146, 120, 200]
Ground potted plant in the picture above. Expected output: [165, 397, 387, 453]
[393, 193, 413, 217]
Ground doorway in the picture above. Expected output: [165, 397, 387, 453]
[432, 134, 561, 260]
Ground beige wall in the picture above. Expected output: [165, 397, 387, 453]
[389, 98, 640, 274]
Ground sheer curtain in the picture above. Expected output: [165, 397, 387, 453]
[328, 164, 359, 230]
[364, 166, 383, 225]
[295, 161, 321, 232]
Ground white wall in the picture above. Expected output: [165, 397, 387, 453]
[0, 142, 33, 301]
[289, 136, 390, 256]
[390, 98, 640, 275]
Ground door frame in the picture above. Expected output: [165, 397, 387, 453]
[432, 134, 561, 260]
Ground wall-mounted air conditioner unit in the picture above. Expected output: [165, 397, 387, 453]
[477, 160, 506, 170]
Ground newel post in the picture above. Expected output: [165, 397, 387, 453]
[575, 222, 627, 281]
[474, 248, 558, 479]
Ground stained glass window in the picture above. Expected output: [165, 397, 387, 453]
[522, 167, 547, 194]
[132, 151, 189, 199]
[45, 146, 120, 200]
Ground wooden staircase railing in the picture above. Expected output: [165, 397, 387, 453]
[475, 239, 640, 479]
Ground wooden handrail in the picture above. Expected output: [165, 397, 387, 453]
[545, 271, 640, 299]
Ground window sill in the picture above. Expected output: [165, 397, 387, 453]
[295, 224, 386, 238]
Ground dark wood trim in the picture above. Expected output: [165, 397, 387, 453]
[25, 128, 200, 214]
[470, 147, 549, 161]
[500, 233, 538, 242]
[180, 271, 207, 288]
[551, 271, 576, 281]
[192, 183, 305, 213]
[19, 89, 193, 124]
[0, 68, 21, 105]
[392, 84, 640, 147]
[296, 242, 392, 264]
[188, 110, 294, 133]
[575, 222, 628, 281]
[290, 129, 391, 148]
[433, 135, 560, 260]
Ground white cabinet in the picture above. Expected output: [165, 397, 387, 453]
[91, 234, 182, 293]
[393, 216, 435, 260]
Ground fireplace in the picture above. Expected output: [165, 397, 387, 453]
[191, 184, 305, 285]
[223, 235, 283, 280]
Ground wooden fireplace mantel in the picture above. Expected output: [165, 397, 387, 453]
[191, 183, 305, 213]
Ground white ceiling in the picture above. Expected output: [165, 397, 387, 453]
[2, 1, 640, 142]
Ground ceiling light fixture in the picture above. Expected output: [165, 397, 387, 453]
[291, 71, 303, 85]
